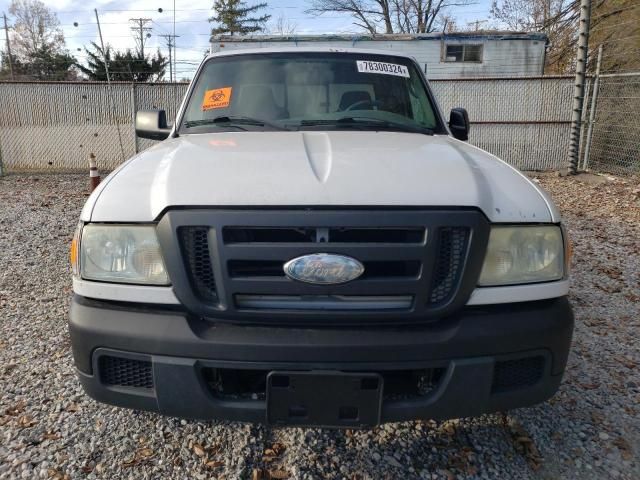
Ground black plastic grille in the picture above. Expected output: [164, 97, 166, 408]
[428, 227, 470, 304]
[170, 210, 487, 322]
[180, 226, 217, 302]
[491, 356, 545, 393]
[99, 355, 153, 389]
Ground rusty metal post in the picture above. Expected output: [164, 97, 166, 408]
[582, 44, 603, 171]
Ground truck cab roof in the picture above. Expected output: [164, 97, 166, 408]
[205, 46, 418, 61]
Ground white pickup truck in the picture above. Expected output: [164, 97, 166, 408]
[69, 48, 573, 428]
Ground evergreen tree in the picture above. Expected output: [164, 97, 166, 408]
[209, 0, 271, 36]
[25, 45, 76, 80]
[0, 45, 76, 80]
[76, 42, 168, 82]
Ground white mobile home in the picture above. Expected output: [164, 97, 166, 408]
[210, 32, 548, 78]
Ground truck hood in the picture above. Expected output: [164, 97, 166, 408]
[84, 131, 558, 223]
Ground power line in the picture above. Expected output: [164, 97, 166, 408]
[591, 3, 640, 20]
[55, 6, 301, 14]
[159, 34, 180, 82]
[95, 8, 126, 162]
[599, 33, 640, 45]
[173, 0, 176, 93]
[129, 18, 153, 57]
[590, 19, 639, 33]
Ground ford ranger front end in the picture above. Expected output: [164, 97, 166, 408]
[69, 48, 573, 428]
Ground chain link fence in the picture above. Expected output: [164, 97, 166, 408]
[0, 77, 579, 173]
[431, 76, 574, 171]
[133, 84, 189, 153]
[0, 82, 188, 172]
[581, 73, 640, 176]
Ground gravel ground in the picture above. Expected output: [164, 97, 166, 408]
[0, 172, 638, 480]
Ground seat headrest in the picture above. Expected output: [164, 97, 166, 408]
[237, 85, 282, 118]
[338, 91, 372, 111]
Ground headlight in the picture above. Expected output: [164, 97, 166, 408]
[80, 224, 169, 285]
[479, 226, 564, 286]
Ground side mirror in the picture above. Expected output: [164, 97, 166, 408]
[449, 108, 470, 141]
[135, 110, 171, 140]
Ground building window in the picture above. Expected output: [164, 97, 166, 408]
[444, 44, 483, 62]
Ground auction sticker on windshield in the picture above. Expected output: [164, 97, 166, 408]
[356, 60, 410, 78]
[202, 87, 232, 111]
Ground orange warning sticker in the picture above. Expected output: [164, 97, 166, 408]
[202, 87, 232, 110]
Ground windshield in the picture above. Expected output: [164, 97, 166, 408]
[179, 52, 442, 134]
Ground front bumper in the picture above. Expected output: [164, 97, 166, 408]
[69, 295, 573, 425]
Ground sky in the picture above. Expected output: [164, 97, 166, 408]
[0, 0, 493, 80]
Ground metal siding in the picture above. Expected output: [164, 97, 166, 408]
[212, 38, 546, 78]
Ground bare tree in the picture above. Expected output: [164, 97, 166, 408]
[490, 0, 549, 30]
[393, 0, 474, 33]
[490, 0, 579, 73]
[440, 14, 458, 32]
[306, 1, 392, 34]
[271, 12, 297, 35]
[307, 0, 473, 34]
[8, 0, 65, 61]
[490, 0, 638, 74]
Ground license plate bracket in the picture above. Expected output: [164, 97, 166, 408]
[266, 371, 383, 428]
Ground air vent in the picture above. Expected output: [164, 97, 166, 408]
[428, 227, 470, 304]
[179, 226, 217, 303]
[491, 356, 545, 393]
[99, 355, 153, 389]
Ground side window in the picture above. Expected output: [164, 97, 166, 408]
[463, 45, 483, 62]
[444, 44, 483, 63]
[445, 45, 464, 62]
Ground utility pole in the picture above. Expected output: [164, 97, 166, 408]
[95, 10, 111, 84]
[173, 0, 176, 83]
[568, 0, 592, 174]
[160, 34, 179, 82]
[129, 18, 152, 58]
[95, 8, 126, 162]
[467, 19, 487, 32]
[2, 13, 14, 80]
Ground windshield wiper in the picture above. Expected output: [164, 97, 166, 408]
[184, 116, 290, 131]
[298, 117, 434, 135]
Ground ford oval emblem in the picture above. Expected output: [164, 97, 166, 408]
[284, 253, 364, 285]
